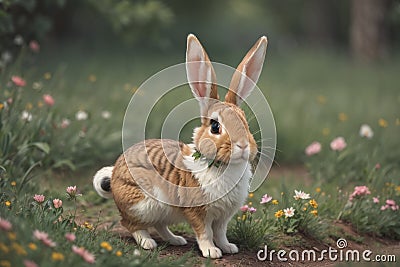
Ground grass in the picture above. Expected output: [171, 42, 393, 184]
[1, 42, 400, 266]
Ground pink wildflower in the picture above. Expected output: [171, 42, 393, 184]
[72, 245, 95, 264]
[349, 186, 371, 201]
[53, 199, 63, 209]
[375, 163, 381, 169]
[67, 185, 77, 195]
[60, 118, 71, 129]
[42, 238, 57, 247]
[23, 260, 38, 267]
[29, 40, 40, 53]
[42, 94, 55, 106]
[380, 199, 399, 211]
[240, 205, 249, 212]
[260, 194, 273, 204]
[33, 194, 45, 203]
[33, 230, 56, 247]
[372, 197, 379, 204]
[65, 232, 76, 242]
[386, 199, 396, 206]
[0, 217, 12, 231]
[66, 185, 81, 198]
[248, 207, 257, 213]
[11, 76, 26, 87]
[305, 141, 321, 156]
[330, 137, 347, 151]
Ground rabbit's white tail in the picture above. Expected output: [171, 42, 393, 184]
[93, 166, 113, 199]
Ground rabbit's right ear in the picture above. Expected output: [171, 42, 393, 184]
[186, 34, 218, 122]
[225, 36, 268, 106]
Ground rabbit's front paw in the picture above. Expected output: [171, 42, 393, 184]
[201, 246, 222, 258]
[169, 235, 187, 246]
[139, 238, 157, 250]
[219, 243, 239, 254]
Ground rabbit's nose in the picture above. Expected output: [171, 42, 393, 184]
[236, 142, 249, 150]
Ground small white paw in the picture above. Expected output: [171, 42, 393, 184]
[139, 238, 157, 250]
[201, 246, 222, 258]
[219, 243, 239, 254]
[168, 235, 187, 246]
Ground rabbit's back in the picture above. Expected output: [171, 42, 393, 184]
[110, 139, 201, 229]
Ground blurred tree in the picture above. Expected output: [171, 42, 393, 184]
[350, 0, 391, 62]
[87, 0, 174, 46]
[0, 0, 66, 51]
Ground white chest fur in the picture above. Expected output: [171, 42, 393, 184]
[183, 148, 251, 218]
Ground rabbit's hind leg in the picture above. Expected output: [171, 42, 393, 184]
[154, 225, 187, 245]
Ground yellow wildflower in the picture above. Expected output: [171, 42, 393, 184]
[274, 210, 284, 218]
[44, 72, 52, 80]
[12, 242, 27, 255]
[303, 207, 307, 211]
[25, 102, 33, 110]
[83, 222, 93, 230]
[322, 128, 330, 136]
[242, 214, 246, 221]
[272, 199, 279, 205]
[100, 241, 112, 251]
[237, 216, 241, 221]
[52, 252, 65, 261]
[7, 232, 16, 240]
[248, 193, 254, 198]
[0, 260, 11, 267]
[88, 75, 97, 82]
[37, 101, 44, 108]
[309, 199, 318, 209]
[116, 250, 123, 257]
[10, 181, 16, 187]
[248, 202, 252, 206]
[378, 118, 388, 128]
[0, 243, 9, 253]
[338, 113, 348, 122]
[395, 186, 400, 192]
[28, 243, 37, 251]
[0, 103, 4, 110]
[315, 187, 321, 193]
[316, 95, 326, 105]
[5, 201, 11, 207]
[310, 210, 318, 216]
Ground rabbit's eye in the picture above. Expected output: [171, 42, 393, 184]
[210, 119, 221, 134]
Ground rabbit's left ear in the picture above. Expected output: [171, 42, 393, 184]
[186, 34, 218, 122]
[225, 36, 268, 106]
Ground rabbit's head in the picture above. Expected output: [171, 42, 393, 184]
[186, 34, 267, 165]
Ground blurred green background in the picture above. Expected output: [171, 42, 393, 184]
[1, 0, 400, 165]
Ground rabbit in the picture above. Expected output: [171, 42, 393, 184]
[93, 34, 268, 258]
